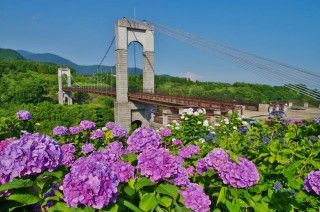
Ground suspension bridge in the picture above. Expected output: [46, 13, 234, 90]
[58, 18, 320, 128]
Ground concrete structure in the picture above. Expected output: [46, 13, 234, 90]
[58, 68, 72, 105]
[304, 102, 309, 108]
[115, 18, 155, 127]
[258, 104, 270, 113]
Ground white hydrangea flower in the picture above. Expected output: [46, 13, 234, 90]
[102, 127, 108, 131]
[185, 117, 189, 120]
[193, 111, 199, 116]
[181, 115, 185, 120]
[233, 126, 237, 130]
[199, 138, 205, 143]
[35, 122, 40, 126]
[175, 126, 180, 130]
[175, 122, 180, 126]
[237, 117, 242, 121]
[172, 138, 176, 141]
[224, 118, 229, 123]
[214, 123, 220, 127]
[172, 120, 177, 124]
[202, 108, 206, 114]
[197, 121, 202, 124]
[203, 120, 209, 127]
[242, 121, 249, 126]
[187, 110, 193, 116]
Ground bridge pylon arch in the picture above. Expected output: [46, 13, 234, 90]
[115, 18, 155, 128]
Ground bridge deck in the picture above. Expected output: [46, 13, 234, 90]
[63, 86, 248, 112]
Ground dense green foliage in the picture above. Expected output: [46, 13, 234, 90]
[0, 48, 24, 60]
[0, 60, 114, 135]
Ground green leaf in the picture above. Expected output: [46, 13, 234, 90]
[216, 187, 226, 205]
[227, 151, 239, 163]
[48, 202, 94, 212]
[7, 193, 41, 205]
[159, 196, 172, 208]
[126, 153, 138, 163]
[120, 199, 143, 212]
[156, 184, 179, 199]
[139, 193, 158, 211]
[0, 178, 33, 192]
[103, 203, 119, 212]
[226, 200, 240, 211]
[135, 177, 154, 191]
[124, 185, 136, 196]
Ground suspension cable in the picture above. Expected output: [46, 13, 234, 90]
[150, 22, 320, 100]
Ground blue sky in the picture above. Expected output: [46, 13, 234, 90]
[1, 0, 319, 84]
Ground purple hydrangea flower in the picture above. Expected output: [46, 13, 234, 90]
[112, 125, 128, 138]
[262, 137, 271, 144]
[309, 136, 318, 142]
[178, 145, 200, 159]
[179, 183, 211, 212]
[62, 153, 119, 209]
[314, 117, 320, 123]
[79, 120, 96, 130]
[218, 157, 260, 188]
[196, 158, 208, 174]
[105, 122, 116, 130]
[159, 128, 172, 137]
[273, 181, 283, 192]
[137, 148, 180, 182]
[90, 129, 104, 140]
[69, 126, 82, 135]
[0, 133, 62, 185]
[52, 126, 68, 136]
[102, 141, 125, 162]
[61, 143, 76, 166]
[172, 139, 183, 146]
[81, 143, 94, 154]
[127, 127, 162, 153]
[173, 166, 189, 186]
[304, 170, 320, 196]
[16, 110, 32, 121]
[186, 166, 195, 176]
[111, 160, 135, 183]
[201, 148, 230, 172]
[0, 138, 16, 152]
[288, 118, 303, 124]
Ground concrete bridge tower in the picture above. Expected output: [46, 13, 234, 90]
[58, 68, 73, 105]
[115, 18, 155, 128]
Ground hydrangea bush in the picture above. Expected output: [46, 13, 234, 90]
[0, 109, 319, 212]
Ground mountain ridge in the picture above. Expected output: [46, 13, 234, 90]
[17, 49, 143, 75]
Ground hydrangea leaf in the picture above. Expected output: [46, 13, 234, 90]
[124, 185, 136, 196]
[139, 193, 158, 211]
[159, 196, 173, 208]
[120, 199, 143, 212]
[156, 184, 179, 199]
[7, 193, 41, 205]
[216, 187, 227, 205]
[0, 178, 33, 192]
[135, 177, 154, 191]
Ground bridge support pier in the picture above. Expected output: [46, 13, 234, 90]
[162, 109, 173, 126]
[58, 68, 73, 105]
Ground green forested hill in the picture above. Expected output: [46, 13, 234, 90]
[0, 48, 24, 60]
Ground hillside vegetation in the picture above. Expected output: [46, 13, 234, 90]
[0, 48, 24, 60]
